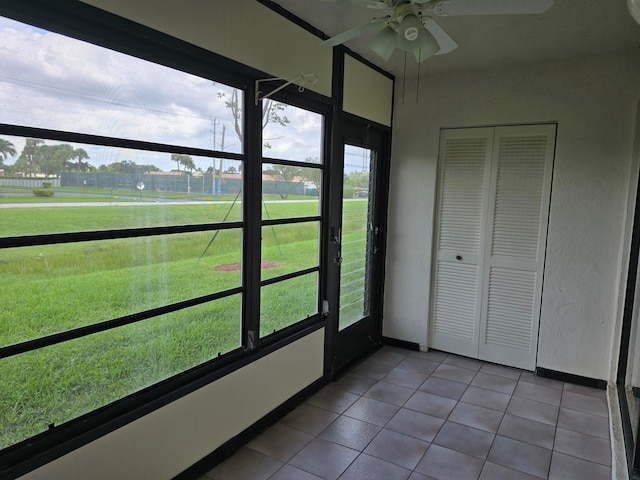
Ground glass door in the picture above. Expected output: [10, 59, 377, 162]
[339, 144, 375, 331]
[328, 121, 389, 374]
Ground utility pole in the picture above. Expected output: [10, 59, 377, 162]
[212, 117, 218, 195]
[217, 125, 226, 196]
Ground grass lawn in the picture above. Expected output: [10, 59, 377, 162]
[0, 196, 321, 237]
[0, 197, 367, 449]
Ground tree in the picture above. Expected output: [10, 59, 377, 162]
[217, 89, 292, 199]
[261, 98, 289, 150]
[345, 171, 370, 189]
[37, 144, 69, 176]
[265, 165, 302, 200]
[180, 155, 196, 172]
[304, 166, 321, 195]
[138, 164, 160, 173]
[218, 90, 289, 146]
[0, 138, 16, 166]
[107, 160, 136, 173]
[224, 166, 237, 174]
[14, 142, 93, 176]
[18, 139, 44, 176]
[170, 153, 194, 172]
[171, 153, 182, 171]
[66, 147, 90, 172]
[304, 157, 321, 189]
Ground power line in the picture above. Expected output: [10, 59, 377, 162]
[0, 74, 237, 124]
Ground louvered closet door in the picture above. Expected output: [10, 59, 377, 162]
[478, 124, 555, 370]
[430, 128, 494, 358]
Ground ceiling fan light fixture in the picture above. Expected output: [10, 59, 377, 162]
[396, 14, 425, 51]
[394, 14, 440, 62]
[415, 27, 440, 61]
[369, 26, 398, 61]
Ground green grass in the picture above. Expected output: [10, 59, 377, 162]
[0, 197, 367, 449]
[0, 196, 320, 236]
[58, 186, 246, 201]
[1, 298, 242, 448]
[1, 185, 316, 203]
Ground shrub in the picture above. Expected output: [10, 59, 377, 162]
[42, 181, 52, 188]
[33, 189, 55, 197]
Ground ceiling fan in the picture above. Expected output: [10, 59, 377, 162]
[320, 0, 555, 62]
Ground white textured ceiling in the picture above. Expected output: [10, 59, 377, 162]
[270, 0, 640, 76]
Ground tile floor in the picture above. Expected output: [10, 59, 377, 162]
[201, 346, 612, 480]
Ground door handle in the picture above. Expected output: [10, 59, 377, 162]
[456, 255, 463, 261]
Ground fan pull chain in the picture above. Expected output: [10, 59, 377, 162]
[416, 48, 421, 103]
[402, 51, 407, 105]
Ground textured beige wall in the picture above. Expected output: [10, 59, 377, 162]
[384, 50, 640, 381]
[343, 54, 394, 127]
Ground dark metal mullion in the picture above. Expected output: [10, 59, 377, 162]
[243, 84, 263, 351]
[318, 89, 336, 330]
[262, 157, 324, 170]
[260, 266, 319, 288]
[261, 216, 320, 227]
[0, 123, 244, 161]
[1, 221, 243, 249]
[371, 127, 391, 339]
[0, 286, 243, 360]
[324, 48, 346, 376]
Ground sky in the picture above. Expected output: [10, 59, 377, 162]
[0, 15, 326, 172]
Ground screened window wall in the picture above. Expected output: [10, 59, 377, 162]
[0, 13, 294, 454]
[0, 10, 331, 463]
[260, 102, 324, 338]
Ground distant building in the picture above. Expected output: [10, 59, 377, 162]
[144, 170, 184, 176]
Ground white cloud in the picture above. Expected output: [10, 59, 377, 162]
[0, 16, 324, 170]
[262, 104, 323, 162]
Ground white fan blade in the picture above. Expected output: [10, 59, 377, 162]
[434, 0, 554, 16]
[423, 18, 458, 55]
[320, 17, 389, 47]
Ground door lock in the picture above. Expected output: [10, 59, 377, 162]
[330, 226, 341, 245]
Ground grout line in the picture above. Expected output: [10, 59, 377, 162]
[213, 348, 613, 479]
